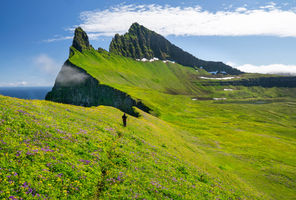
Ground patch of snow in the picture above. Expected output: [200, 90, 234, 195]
[136, 57, 160, 62]
[213, 98, 227, 100]
[149, 57, 159, 62]
[200, 76, 236, 80]
[162, 60, 175, 63]
[224, 88, 233, 91]
[136, 57, 177, 63]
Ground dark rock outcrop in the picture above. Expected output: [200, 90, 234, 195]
[201, 76, 296, 87]
[46, 60, 150, 116]
[109, 23, 242, 75]
[72, 27, 93, 52]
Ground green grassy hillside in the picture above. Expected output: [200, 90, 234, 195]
[68, 47, 296, 199]
[1, 47, 296, 199]
[0, 95, 264, 199]
[68, 47, 296, 111]
[1, 94, 296, 199]
[69, 47, 209, 96]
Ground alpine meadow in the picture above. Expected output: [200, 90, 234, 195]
[1, 5, 296, 200]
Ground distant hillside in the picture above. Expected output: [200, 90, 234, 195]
[109, 23, 242, 75]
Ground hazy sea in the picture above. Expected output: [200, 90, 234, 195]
[0, 87, 52, 100]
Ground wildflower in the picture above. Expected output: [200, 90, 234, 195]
[26, 187, 33, 194]
[26, 151, 34, 156]
[16, 150, 22, 157]
[17, 110, 29, 115]
[79, 159, 91, 165]
[22, 182, 29, 188]
[0, 140, 7, 145]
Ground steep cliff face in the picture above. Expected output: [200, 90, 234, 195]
[46, 60, 150, 116]
[109, 23, 242, 75]
[46, 27, 150, 116]
[201, 76, 296, 87]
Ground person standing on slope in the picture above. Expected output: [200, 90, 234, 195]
[122, 113, 127, 127]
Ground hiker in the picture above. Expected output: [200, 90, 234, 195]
[122, 113, 127, 127]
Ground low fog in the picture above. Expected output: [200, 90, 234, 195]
[55, 65, 89, 86]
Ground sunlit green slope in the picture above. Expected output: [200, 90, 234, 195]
[66, 47, 296, 199]
[1, 47, 296, 199]
[1, 93, 296, 199]
[0, 95, 267, 199]
[69, 47, 209, 96]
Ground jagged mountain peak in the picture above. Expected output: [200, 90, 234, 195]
[109, 23, 242, 75]
[72, 27, 92, 52]
[129, 22, 141, 30]
[128, 22, 150, 34]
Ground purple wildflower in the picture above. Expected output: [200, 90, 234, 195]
[0, 140, 7, 145]
[79, 159, 91, 165]
[41, 147, 54, 152]
[16, 151, 22, 157]
[26, 151, 34, 156]
[22, 182, 29, 188]
[17, 110, 29, 115]
[26, 187, 33, 194]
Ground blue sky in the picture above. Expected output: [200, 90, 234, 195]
[1, 0, 296, 86]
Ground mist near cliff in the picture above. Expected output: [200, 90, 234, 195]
[55, 65, 88, 86]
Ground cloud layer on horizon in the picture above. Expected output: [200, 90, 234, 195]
[76, 3, 296, 38]
[230, 63, 296, 75]
[0, 81, 28, 87]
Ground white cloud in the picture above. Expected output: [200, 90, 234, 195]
[260, 2, 277, 10]
[235, 7, 247, 12]
[0, 81, 28, 87]
[231, 63, 296, 75]
[43, 36, 73, 43]
[73, 3, 296, 39]
[33, 54, 61, 75]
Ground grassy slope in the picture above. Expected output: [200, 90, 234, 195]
[0, 95, 260, 199]
[69, 48, 207, 96]
[69, 48, 296, 199]
[1, 48, 295, 199]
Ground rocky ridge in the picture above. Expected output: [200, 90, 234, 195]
[109, 23, 242, 75]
